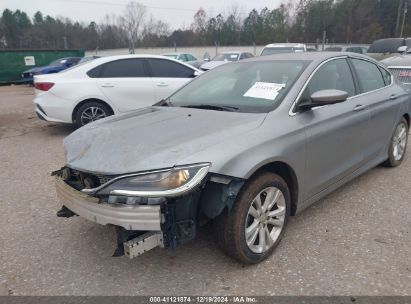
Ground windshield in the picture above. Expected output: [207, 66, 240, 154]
[163, 54, 178, 59]
[261, 47, 305, 56]
[213, 53, 239, 61]
[168, 60, 308, 113]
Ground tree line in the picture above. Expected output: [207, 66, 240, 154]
[0, 0, 409, 51]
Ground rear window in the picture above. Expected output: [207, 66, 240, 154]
[367, 38, 405, 53]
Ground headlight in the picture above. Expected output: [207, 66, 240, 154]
[90, 163, 211, 197]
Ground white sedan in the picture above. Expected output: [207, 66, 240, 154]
[33, 55, 201, 127]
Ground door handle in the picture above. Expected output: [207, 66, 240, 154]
[389, 94, 398, 100]
[353, 104, 367, 111]
[156, 82, 168, 87]
[101, 83, 114, 88]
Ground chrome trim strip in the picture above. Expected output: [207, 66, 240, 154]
[387, 66, 411, 69]
[110, 166, 210, 198]
[81, 163, 211, 195]
[289, 55, 394, 117]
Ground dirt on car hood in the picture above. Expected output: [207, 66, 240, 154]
[63, 106, 266, 175]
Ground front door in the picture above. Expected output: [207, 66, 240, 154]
[297, 58, 371, 200]
[146, 58, 196, 102]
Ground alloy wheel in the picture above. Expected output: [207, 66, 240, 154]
[392, 122, 407, 161]
[80, 106, 107, 126]
[245, 186, 286, 254]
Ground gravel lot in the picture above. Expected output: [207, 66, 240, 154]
[0, 85, 410, 296]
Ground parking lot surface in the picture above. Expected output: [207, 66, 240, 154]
[0, 85, 410, 296]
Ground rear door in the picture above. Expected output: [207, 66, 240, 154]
[96, 58, 155, 112]
[146, 58, 196, 101]
[349, 57, 401, 159]
[297, 57, 371, 199]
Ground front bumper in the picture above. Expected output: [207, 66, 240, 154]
[55, 176, 162, 231]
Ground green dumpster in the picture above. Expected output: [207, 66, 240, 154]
[0, 49, 85, 84]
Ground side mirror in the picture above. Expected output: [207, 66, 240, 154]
[193, 70, 202, 77]
[203, 57, 210, 62]
[297, 89, 348, 111]
[398, 46, 408, 53]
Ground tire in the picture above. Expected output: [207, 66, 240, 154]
[74, 101, 112, 128]
[214, 172, 291, 264]
[383, 117, 409, 167]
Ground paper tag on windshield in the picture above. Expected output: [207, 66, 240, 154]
[243, 82, 285, 100]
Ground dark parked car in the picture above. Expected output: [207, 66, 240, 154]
[21, 57, 81, 83]
[367, 38, 411, 61]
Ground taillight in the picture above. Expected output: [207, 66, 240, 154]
[34, 82, 54, 91]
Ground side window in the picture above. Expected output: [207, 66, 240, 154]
[87, 65, 103, 78]
[147, 58, 195, 78]
[98, 59, 147, 78]
[378, 66, 392, 86]
[186, 54, 197, 61]
[351, 58, 385, 92]
[303, 58, 356, 100]
[239, 53, 246, 60]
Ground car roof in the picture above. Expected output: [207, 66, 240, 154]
[264, 43, 306, 48]
[74, 54, 201, 72]
[88, 54, 188, 64]
[243, 52, 375, 64]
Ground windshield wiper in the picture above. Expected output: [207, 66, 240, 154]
[181, 104, 239, 112]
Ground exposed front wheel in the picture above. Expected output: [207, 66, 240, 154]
[214, 172, 290, 264]
[383, 117, 408, 167]
[75, 101, 111, 128]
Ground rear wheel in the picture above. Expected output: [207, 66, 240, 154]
[75, 101, 111, 128]
[383, 117, 408, 167]
[214, 172, 290, 264]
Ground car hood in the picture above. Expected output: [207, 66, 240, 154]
[380, 54, 411, 66]
[200, 61, 229, 70]
[64, 106, 266, 175]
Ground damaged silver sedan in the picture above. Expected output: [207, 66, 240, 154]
[54, 52, 411, 264]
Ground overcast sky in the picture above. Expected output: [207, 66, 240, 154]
[0, 0, 284, 29]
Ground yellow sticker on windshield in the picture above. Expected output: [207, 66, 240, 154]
[243, 82, 285, 100]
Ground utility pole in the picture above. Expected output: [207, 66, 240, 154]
[396, 0, 405, 36]
[400, 1, 408, 38]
